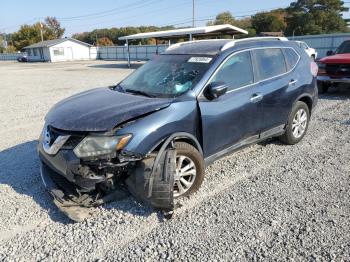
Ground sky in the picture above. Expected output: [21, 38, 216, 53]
[1, 0, 350, 36]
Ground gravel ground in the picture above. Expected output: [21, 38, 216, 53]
[0, 61, 349, 261]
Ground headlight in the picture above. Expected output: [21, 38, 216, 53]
[73, 134, 132, 158]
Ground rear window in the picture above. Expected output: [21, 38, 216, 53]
[254, 48, 287, 81]
[283, 48, 300, 71]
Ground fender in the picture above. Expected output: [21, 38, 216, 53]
[284, 93, 315, 128]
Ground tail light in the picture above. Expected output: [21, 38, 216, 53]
[311, 61, 318, 76]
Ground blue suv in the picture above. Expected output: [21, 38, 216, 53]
[38, 37, 318, 221]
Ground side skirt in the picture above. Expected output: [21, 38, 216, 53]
[204, 124, 285, 166]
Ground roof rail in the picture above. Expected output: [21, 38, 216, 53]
[221, 37, 288, 51]
[166, 42, 184, 51]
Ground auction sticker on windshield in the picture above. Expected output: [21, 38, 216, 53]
[188, 57, 212, 63]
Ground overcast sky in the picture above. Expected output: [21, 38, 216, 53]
[1, 0, 349, 36]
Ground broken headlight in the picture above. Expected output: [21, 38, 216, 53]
[73, 134, 132, 158]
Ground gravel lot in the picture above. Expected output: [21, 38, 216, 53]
[0, 60, 349, 261]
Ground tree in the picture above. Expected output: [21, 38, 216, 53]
[11, 24, 43, 50]
[72, 26, 175, 46]
[206, 12, 256, 37]
[209, 11, 236, 25]
[10, 17, 65, 51]
[44, 16, 65, 39]
[285, 0, 349, 35]
[251, 9, 286, 34]
[96, 37, 114, 46]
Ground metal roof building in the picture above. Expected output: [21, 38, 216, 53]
[119, 24, 248, 41]
[118, 24, 248, 66]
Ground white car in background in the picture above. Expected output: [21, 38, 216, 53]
[296, 41, 317, 60]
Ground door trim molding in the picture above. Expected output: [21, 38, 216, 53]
[204, 124, 285, 166]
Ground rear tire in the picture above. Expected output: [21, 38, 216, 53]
[174, 142, 205, 198]
[279, 101, 310, 145]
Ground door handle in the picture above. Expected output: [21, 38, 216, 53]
[289, 79, 298, 85]
[250, 93, 263, 103]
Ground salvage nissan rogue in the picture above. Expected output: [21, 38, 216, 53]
[38, 37, 318, 221]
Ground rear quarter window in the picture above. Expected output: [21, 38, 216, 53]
[282, 48, 300, 71]
[253, 48, 287, 81]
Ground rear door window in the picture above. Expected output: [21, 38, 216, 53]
[211, 51, 254, 91]
[253, 48, 287, 81]
[282, 48, 300, 71]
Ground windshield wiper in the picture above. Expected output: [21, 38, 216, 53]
[113, 83, 124, 92]
[125, 89, 155, 98]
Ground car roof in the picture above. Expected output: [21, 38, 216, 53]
[163, 37, 290, 56]
[164, 39, 232, 55]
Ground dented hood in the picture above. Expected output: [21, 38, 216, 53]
[45, 87, 172, 131]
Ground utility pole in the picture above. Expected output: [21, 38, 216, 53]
[40, 21, 44, 42]
[3, 32, 8, 49]
[192, 0, 195, 27]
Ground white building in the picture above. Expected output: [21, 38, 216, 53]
[23, 38, 93, 62]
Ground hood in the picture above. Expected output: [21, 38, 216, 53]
[319, 53, 350, 64]
[45, 87, 172, 132]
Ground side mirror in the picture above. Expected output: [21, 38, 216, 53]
[326, 50, 334, 56]
[205, 81, 228, 100]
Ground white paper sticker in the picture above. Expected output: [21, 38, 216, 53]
[188, 57, 212, 63]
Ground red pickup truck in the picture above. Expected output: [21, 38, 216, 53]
[317, 40, 350, 93]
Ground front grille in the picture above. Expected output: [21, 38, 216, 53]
[48, 126, 85, 150]
[61, 136, 83, 149]
[326, 64, 350, 76]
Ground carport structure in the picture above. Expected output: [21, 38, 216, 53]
[118, 24, 248, 66]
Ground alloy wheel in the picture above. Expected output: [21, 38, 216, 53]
[174, 155, 197, 198]
[292, 108, 308, 139]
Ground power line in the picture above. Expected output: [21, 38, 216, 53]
[57, 0, 149, 20]
[1, 0, 161, 32]
[66, 0, 190, 31]
[159, 5, 290, 28]
[58, 0, 160, 21]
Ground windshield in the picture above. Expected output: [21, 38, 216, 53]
[118, 54, 212, 98]
[336, 41, 350, 54]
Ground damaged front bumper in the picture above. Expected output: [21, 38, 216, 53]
[38, 141, 176, 222]
[40, 162, 130, 221]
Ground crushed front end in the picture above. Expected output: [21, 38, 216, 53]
[38, 125, 175, 222]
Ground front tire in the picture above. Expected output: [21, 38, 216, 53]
[174, 142, 205, 198]
[279, 101, 310, 145]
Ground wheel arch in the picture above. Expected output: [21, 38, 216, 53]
[297, 94, 313, 113]
[284, 94, 313, 127]
[148, 132, 203, 156]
